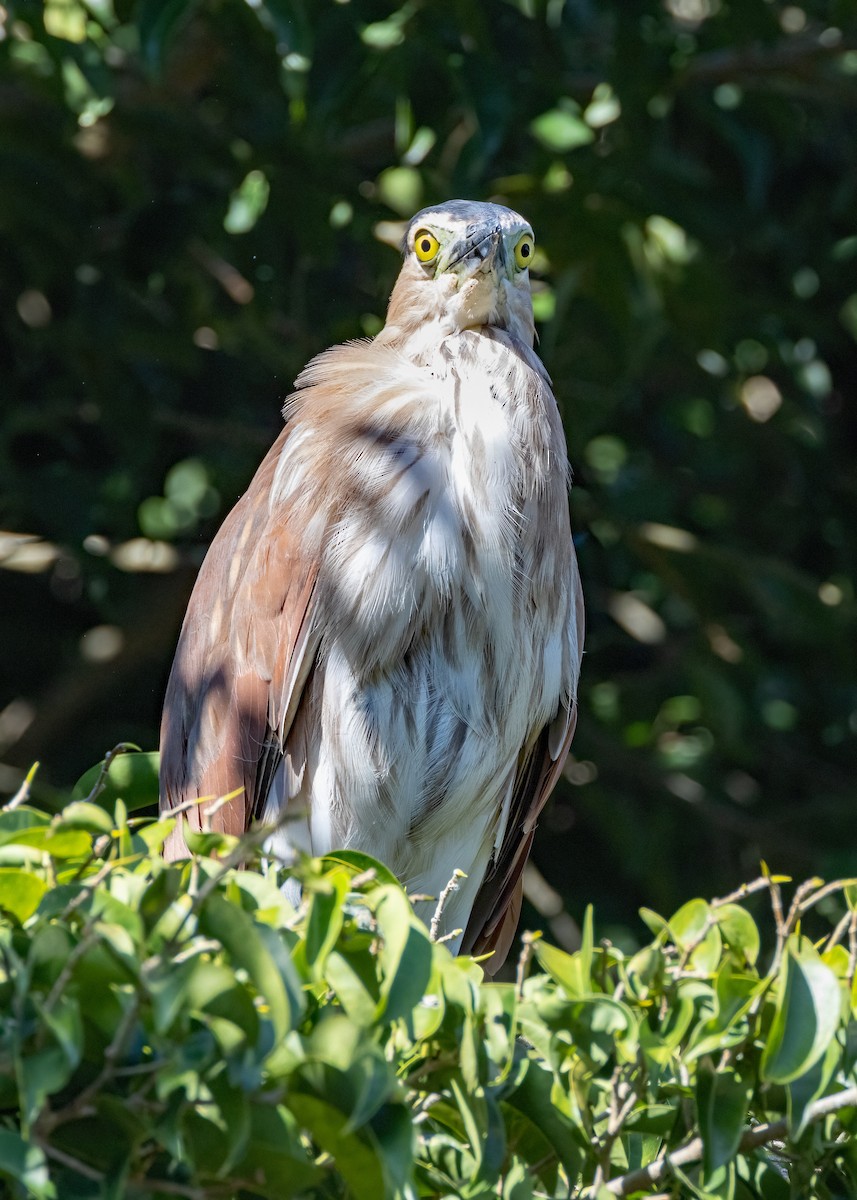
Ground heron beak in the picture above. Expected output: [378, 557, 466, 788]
[444, 224, 504, 276]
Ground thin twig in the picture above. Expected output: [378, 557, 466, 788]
[40, 1143, 105, 1182]
[848, 910, 857, 988]
[516, 930, 540, 1000]
[201, 787, 244, 832]
[84, 743, 140, 805]
[793, 878, 857, 918]
[676, 873, 775, 974]
[41, 921, 99, 1015]
[164, 793, 218, 820]
[4, 761, 39, 810]
[591, 1069, 640, 1190]
[434, 926, 463, 945]
[782, 877, 824, 936]
[711, 874, 776, 908]
[430, 869, 466, 942]
[588, 1086, 857, 1196]
[39, 997, 142, 1134]
[766, 870, 788, 979]
[127, 1179, 210, 1199]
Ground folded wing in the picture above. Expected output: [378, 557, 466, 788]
[159, 427, 319, 858]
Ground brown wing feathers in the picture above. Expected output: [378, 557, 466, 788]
[159, 427, 319, 856]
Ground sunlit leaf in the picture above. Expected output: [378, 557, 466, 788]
[0, 870, 47, 922]
[71, 751, 160, 813]
[224, 170, 270, 234]
[530, 102, 594, 152]
[199, 893, 303, 1042]
[0, 1130, 54, 1199]
[716, 905, 760, 967]
[761, 938, 841, 1084]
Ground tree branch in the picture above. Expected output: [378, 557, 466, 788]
[686, 33, 857, 85]
[589, 1086, 857, 1197]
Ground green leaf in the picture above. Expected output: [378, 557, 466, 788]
[786, 1037, 841, 1138]
[534, 936, 590, 997]
[0, 807, 51, 846]
[138, 866, 184, 934]
[716, 904, 760, 967]
[371, 885, 433, 1024]
[228, 869, 295, 925]
[502, 1155, 535, 1199]
[625, 944, 665, 999]
[640, 991, 695, 1064]
[370, 1103, 415, 1197]
[71, 751, 160, 813]
[300, 1016, 395, 1132]
[28, 924, 75, 985]
[760, 938, 842, 1084]
[499, 1105, 559, 1191]
[531, 102, 595, 152]
[190, 960, 260, 1042]
[302, 867, 349, 977]
[325, 950, 379, 1026]
[535, 990, 637, 1067]
[92, 886, 144, 941]
[505, 1057, 585, 1180]
[224, 169, 270, 234]
[0, 869, 47, 922]
[687, 964, 760, 1061]
[237, 1104, 321, 1196]
[289, 1094, 386, 1200]
[670, 898, 710, 943]
[137, 817, 177, 853]
[639, 906, 669, 937]
[184, 828, 239, 857]
[0, 1129, 54, 1199]
[56, 801, 115, 835]
[18, 1046, 75, 1134]
[697, 1057, 753, 1177]
[343, 1055, 397, 1134]
[0, 845, 45, 868]
[450, 1073, 488, 1179]
[480, 983, 517, 1080]
[320, 850, 401, 889]
[361, 14, 408, 49]
[145, 956, 200, 1034]
[199, 893, 303, 1043]
[669, 898, 722, 973]
[36, 994, 84, 1073]
[31, 827, 93, 859]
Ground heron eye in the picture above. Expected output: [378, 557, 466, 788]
[413, 229, 440, 263]
[514, 233, 535, 270]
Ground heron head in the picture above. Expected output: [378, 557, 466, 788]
[383, 200, 537, 348]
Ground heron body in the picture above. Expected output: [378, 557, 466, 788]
[160, 200, 584, 969]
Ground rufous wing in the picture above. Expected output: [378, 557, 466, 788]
[159, 426, 319, 858]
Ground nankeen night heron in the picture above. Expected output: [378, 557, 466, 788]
[160, 199, 584, 971]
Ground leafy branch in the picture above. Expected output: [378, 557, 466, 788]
[595, 1085, 857, 1197]
[4, 754, 857, 1198]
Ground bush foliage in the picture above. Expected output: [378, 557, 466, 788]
[2, 753, 857, 1198]
[3, 0, 857, 939]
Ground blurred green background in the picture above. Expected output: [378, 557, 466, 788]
[2, 0, 856, 940]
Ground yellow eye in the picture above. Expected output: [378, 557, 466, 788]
[514, 233, 535, 270]
[413, 229, 440, 263]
